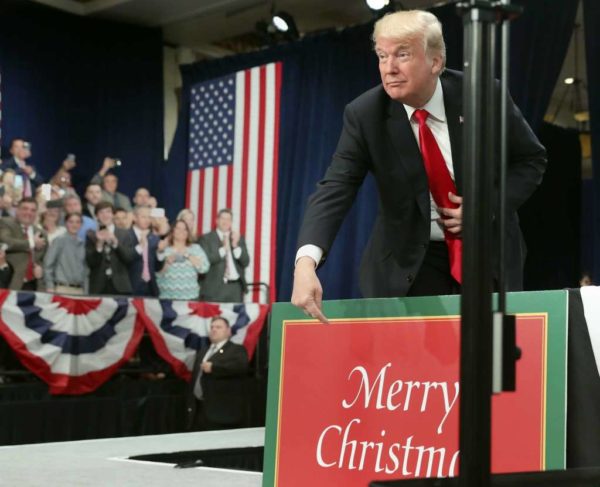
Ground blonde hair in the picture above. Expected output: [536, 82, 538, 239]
[372, 10, 446, 69]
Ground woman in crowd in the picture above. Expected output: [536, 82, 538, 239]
[176, 208, 197, 240]
[156, 220, 209, 300]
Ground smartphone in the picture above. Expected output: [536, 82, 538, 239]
[150, 208, 165, 218]
[14, 175, 24, 190]
[66, 154, 76, 162]
[41, 184, 52, 201]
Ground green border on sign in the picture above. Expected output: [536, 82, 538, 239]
[263, 290, 568, 486]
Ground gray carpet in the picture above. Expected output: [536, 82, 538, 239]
[0, 428, 265, 487]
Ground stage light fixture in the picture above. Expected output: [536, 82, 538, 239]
[366, 0, 390, 11]
[271, 11, 299, 39]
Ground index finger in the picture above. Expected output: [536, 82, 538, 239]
[305, 301, 330, 325]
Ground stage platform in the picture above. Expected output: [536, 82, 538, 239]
[0, 427, 265, 487]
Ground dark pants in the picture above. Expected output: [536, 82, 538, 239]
[407, 240, 461, 297]
[203, 281, 244, 303]
[190, 400, 244, 431]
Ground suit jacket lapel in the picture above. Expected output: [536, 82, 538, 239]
[386, 100, 430, 220]
[441, 73, 463, 193]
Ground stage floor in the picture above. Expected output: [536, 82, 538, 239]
[0, 427, 265, 487]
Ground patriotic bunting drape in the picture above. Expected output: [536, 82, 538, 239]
[0, 290, 268, 394]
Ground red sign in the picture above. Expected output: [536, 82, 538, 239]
[272, 315, 547, 485]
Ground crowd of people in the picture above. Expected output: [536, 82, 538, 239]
[0, 137, 250, 302]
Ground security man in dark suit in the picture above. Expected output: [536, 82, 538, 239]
[292, 10, 546, 322]
[186, 316, 249, 431]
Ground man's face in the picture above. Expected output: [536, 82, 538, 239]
[10, 140, 29, 161]
[209, 319, 231, 344]
[114, 210, 130, 229]
[85, 185, 103, 206]
[375, 35, 442, 107]
[64, 197, 82, 215]
[216, 212, 233, 233]
[134, 189, 150, 207]
[65, 215, 82, 235]
[96, 207, 114, 227]
[134, 208, 151, 230]
[103, 175, 118, 194]
[16, 202, 37, 226]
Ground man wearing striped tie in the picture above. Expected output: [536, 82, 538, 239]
[292, 10, 547, 323]
[199, 209, 250, 303]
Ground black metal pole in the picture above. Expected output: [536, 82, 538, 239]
[458, 2, 496, 485]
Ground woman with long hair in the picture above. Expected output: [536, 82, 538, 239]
[156, 219, 209, 300]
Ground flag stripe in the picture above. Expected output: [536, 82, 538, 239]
[252, 67, 266, 300]
[240, 72, 252, 239]
[197, 169, 205, 232]
[269, 63, 282, 302]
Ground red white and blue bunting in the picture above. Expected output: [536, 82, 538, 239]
[0, 290, 269, 394]
[138, 300, 269, 381]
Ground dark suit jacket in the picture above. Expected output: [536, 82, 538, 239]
[0, 157, 44, 193]
[198, 231, 250, 301]
[0, 218, 47, 290]
[186, 340, 249, 428]
[85, 227, 135, 294]
[127, 228, 159, 297]
[297, 70, 547, 298]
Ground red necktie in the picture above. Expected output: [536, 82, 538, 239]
[413, 109, 462, 283]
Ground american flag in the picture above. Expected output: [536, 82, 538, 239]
[186, 62, 282, 303]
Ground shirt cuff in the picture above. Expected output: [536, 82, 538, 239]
[232, 247, 242, 259]
[218, 247, 226, 258]
[295, 245, 323, 267]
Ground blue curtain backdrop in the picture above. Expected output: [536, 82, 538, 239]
[167, 1, 577, 301]
[583, 0, 600, 283]
[0, 1, 163, 199]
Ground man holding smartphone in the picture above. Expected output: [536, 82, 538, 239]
[0, 138, 44, 198]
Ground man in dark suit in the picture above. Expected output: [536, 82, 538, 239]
[85, 201, 135, 295]
[292, 10, 547, 322]
[0, 138, 44, 197]
[186, 316, 249, 431]
[0, 197, 47, 290]
[199, 209, 250, 302]
[128, 206, 159, 296]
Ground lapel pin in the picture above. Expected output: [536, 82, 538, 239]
[219, 349, 224, 353]
[459, 116, 464, 124]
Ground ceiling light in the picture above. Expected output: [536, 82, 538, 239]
[366, 0, 390, 10]
[272, 12, 292, 32]
[271, 11, 299, 40]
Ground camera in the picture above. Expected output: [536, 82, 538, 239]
[99, 224, 107, 231]
[173, 254, 187, 263]
[114, 158, 122, 167]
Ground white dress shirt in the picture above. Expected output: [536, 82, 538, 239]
[216, 229, 241, 281]
[296, 78, 456, 266]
